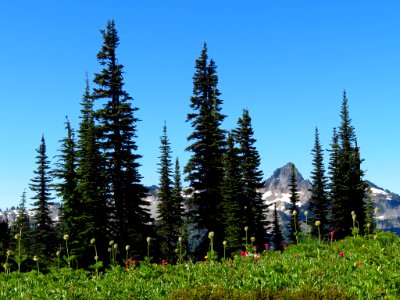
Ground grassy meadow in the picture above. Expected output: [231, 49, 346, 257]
[0, 231, 399, 299]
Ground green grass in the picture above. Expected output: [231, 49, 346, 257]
[0, 232, 399, 299]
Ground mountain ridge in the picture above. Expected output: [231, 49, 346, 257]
[1, 163, 399, 235]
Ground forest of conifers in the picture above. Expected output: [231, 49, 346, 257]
[0, 20, 376, 270]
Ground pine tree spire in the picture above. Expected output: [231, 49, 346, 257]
[92, 20, 152, 253]
[233, 108, 269, 249]
[184, 43, 226, 258]
[309, 127, 329, 237]
[288, 163, 301, 244]
[30, 136, 56, 256]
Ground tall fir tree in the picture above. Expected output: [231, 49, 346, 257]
[156, 124, 183, 261]
[172, 157, 187, 257]
[184, 43, 226, 258]
[330, 91, 366, 238]
[271, 203, 284, 251]
[172, 158, 184, 232]
[309, 127, 329, 237]
[30, 136, 56, 257]
[75, 77, 109, 263]
[220, 133, 243, 254]
[52, 117, 78, 239]
[233, 109, 269, 249]
[328, 128, 342, 229]
[92, 20, 152, 253]
[288, 163, 301, 244]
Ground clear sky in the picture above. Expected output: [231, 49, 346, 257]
[0, 1, 399, 209]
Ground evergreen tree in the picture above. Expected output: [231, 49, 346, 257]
[271, 203, 284, 251]
[364, 185, 375, 233]
[52, 117, 78, 238]
[156, 124, 183, 260]
[309, 127, 329, 237]
[12, 190, 32, 254]
[184, 43, 226, 258]
[330, 91, 366, 238]
[328, 128, 342, 229]
[288, 163, 301, 244]
[350, 143, 367, 230]
[92, 20, 152, 253]
[172, 157, 187, 258]
[172, 158, 184, 231]
[233, 109, 269, 249]
[75, 77, 109, 264]
[30, 136, 56, 257]
[220, 133, 243, 254]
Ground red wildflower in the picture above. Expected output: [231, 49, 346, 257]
[330, 231, 334, 239]
[264, 243, 269, 250]
[125, 258, 138, 269]
[240, 251, 249, 256]
[339, 251, 344, 257]
[161, 259, 167, 268]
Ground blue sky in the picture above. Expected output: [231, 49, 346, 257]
[0, 1, 399, 209]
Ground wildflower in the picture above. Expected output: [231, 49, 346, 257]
[114, 243, 118, 249]
[253, 246, 257, 250]
[6, 250, 12, 256]
[304, 211, 309, 217]
[162, 260, 167, 268]
[366, 223, 371, 228]
[56, 250, 60, 257]
[125, 245, 130, 251]
[351, 211, 355, 216]
[330, 231, 334, 239]
[264, 243, 269, 250]
[250, 236, 256, 242]
[315, 221, 321, 226]
[109, 240, 114, 246]
[223, 240, 227, 246]
[178, 237, 183, 242]
[33, 255, 39, 261]
[14, 233, 20, 240]
[125, 258, 138, 269]
[240, 251, 248, 256]
[244, 226, 248, 232]
[352, 213, 356, 221]
[208, 231, 214, 239]
[146, 237, 151, 243]
[90, 238, 96, 244]
[94, 256, 98, 261]
[204, 255, 209, 260]
[63, 234, 69, 241]
[293, 210, 297, 216]
[339, 251, 344, 257]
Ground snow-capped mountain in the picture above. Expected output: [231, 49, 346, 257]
[365, 181, 400, 234]
[1, 164, 399, 235]
[260, 163, 400, 235]
[0, 203, 60, 224]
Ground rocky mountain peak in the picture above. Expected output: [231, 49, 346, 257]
[262, 162, 311, 195]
